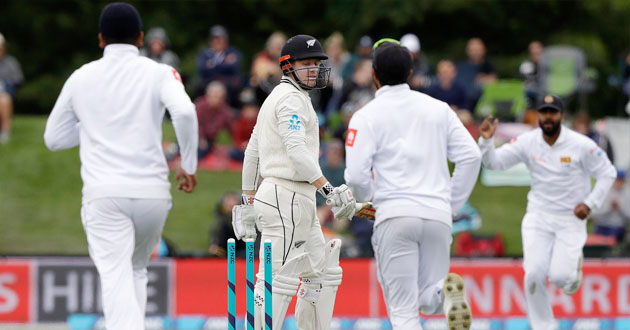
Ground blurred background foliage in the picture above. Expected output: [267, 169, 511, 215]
[0, 0, 629, 117]
[1, 0, 629, 256]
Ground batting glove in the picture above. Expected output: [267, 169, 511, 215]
[232, 195, 257, 240]
[327, 185, 356, 220]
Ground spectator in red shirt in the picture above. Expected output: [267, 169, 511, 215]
[229, 98, 259, 161]
[195, 81, 234, 159]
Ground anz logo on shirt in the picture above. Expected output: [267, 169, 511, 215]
[288, 114, 301, 131]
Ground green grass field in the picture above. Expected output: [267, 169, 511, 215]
[0, 116, 530, 256]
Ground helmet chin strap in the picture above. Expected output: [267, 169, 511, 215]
[287, 70, 314, 91]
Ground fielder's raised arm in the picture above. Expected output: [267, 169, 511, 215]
[476, 95, 616, 329]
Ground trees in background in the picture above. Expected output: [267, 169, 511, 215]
[0, 0, 628, 116]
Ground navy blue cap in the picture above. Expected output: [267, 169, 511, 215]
[538, 95, 564, 112]
[99, 2, 143, 40]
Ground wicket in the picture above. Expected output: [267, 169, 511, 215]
[227, 238, 273, 330]
[228, 239, 236, 330]
[264, 240, 272, 330]
[246, 239, 255, 330]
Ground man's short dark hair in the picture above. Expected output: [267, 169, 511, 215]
[372, 43, 413, 86]
[99, 2, 143, 45]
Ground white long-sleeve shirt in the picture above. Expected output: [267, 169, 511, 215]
[242, 76, 322, 199]
[44, 44, 198, 202]
[478, 126, 617, 214]
[344, 84, 481, 228]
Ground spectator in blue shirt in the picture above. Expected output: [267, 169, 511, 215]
[425, 59, 468, 112]
[196, 25, 242, 105]
[456, 38, 497, 112]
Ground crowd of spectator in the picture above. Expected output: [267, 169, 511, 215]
[2, 25, 629, 256]
[137, 26, 630, 257]
[156, 27, 625, 257]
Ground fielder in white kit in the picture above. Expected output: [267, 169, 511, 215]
[231, 34, 356, 330]
[478, 95, 617, 330]
[344, 40, 481, 330]
[44, 3, 198, 329]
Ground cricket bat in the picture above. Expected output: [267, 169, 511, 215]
[326, 199, 375, 221]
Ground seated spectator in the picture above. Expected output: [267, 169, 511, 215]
[195, 81, 235, 160]
[425, 59, 468, 112]
[590, 170, 630, 243]
[347, 217, 375, 258]
[316, 139, 346, 209]
[400, 33, 431, 90]
[196, 25, 242, 105]
[140, 27, 180, 69]
[456, 37, 497, 112]
[0, 33, 24, 144]
[320, 32, 351, 114]
[250, 31, 286, 104]
[337, 58, 374, 115]
[208, 192, 260, 257]
[343, 35, 373, 80]
[519, 41, 544, 109]
[425, 59, 479, 137]
[229, 94, 258, 162]
[572, 111, 615, 163]
[314, 139, 357, 252]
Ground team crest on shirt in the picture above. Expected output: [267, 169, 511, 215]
[288, 114, 301, 131]
[560, 156, 572, 168]
[346, 128, 357, 147]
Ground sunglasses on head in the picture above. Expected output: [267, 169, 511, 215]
[372, 38, 401, 50]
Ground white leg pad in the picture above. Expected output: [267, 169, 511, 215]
[254, 253, 307, 330]
[296, 239, 343, 330]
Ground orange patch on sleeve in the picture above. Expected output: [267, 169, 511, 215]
[172, 69, 182, 83]
[346, 129, 358, 147]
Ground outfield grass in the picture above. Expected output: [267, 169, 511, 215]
[0, 116, 529, 256]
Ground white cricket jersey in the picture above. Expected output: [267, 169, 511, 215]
[44, 44, 198, 202]
[478, 126, 617, 214]
[344, 84, 481, 227]
[242, 76, 322, 199]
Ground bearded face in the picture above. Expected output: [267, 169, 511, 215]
[539, 116, 561, 136]
[538, 109, 562, 137]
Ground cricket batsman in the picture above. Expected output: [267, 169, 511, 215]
[231, 34, 356, 330]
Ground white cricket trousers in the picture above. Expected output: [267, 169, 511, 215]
[81, 198, 171, 330]
[254, 180, 326, 281]
[372, 217, 452, 330]
[522, 210, 586, 330]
